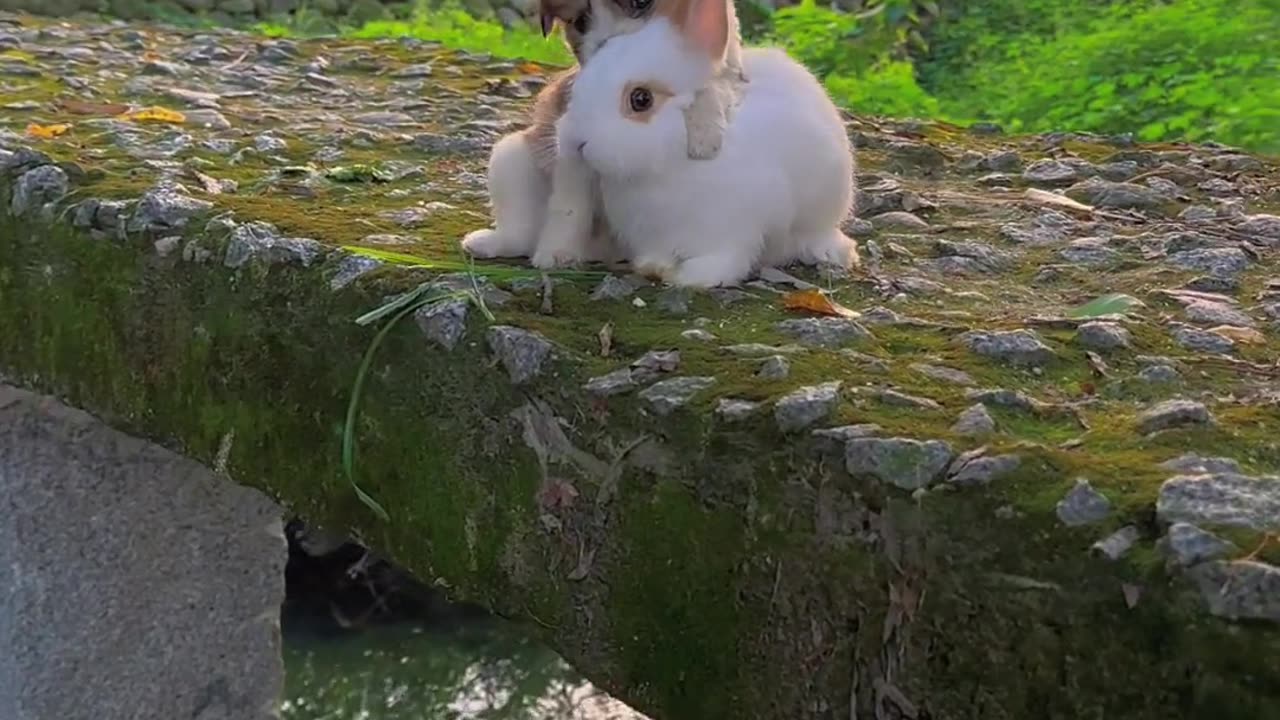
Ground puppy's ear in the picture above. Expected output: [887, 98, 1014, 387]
[668, 0, 727, 61]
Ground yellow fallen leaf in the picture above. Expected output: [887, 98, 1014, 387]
[782, 289, 859, 318]
[25, 122, 70, 139]
[142, 50, 161, 63]
[117, 106, 186, 124]
[1209, 325, 1265, 344]
[517, 62, 543, 75]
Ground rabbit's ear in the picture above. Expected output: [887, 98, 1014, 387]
[669, 0, 728, 62]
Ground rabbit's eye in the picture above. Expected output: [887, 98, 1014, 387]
[628, 0, 653, 15]
[628, 87, 653, 113]
[572, 12, 589, 33]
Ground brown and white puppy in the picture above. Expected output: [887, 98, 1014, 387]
[461, 0, 747, 267]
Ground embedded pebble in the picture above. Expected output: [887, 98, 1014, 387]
[1183, 299, 1254, 327]
[951, 404, 996, 436]
[775, 318, 872, 348]
[486, 326, 553, 385]
[414, 299, 469, 351]
[874, 388, 941, 410]
[1138, 399, 1212, 434]
[910, 363, 975, 386]
[1055, 478, 1112, 527]
[1169, 324, 1235, 354]
[638, 376, 716, 416]
[1074, 321, 1131, 351]
[845, 437, 954, 491]
[774, 381, 842, 433]
[959, 329, 1056, 366]
[756, 355, 790, 380]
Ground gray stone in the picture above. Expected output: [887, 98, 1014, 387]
[946, 452, 1021, 487]
[845, 437, 954, 491]
[1074, 321, 1131, 351]
[1138, 399, 1212, 434]
[1055, 478, 1112, 526]
[715, 398, 761, 422]
[1157, 473, 1280, 532]
[757, 355, 790, 380]
[1158, 453, 1242, 475]
[1166, 247, 1251, 276]
[775, 318, 872, 347]
[1, 147, 53, 177]
[153, 236, 181, 258]
[126, 186, 213, 233]
[1238, 214, 1280, 243]
[1137, 363, 1181, 383]
[656, 287, 692, 315]
[590, 274, 635, 301]
[1023, 159, 1084, 186]
[328, 254, 381, 291]
[723, 343, 808, 356]
[1183, 300, 1254, 327]
[1158, 522, 1237, 567]
[1059, 238, 1120, 265]
[632, 349, 680, 377]
[874, 388, 941, 410]
[223, 222, 323, 269]
[583, 368, 636, 397]
[486, 326, 553, 385]
[414, 299, 469, 351]
[1187, 561, 1280, 623]
[10, 164, 68, 217]
[965, 388, 1049, 413]
[910, 363, 975, 386]
[774, 381, 841, 433]
[1091, 525, 1141, 560]
[1066, 177, 1167, 209]
[811, 424, 881, 449]
[959, 329, 1056, 366]
[0, 384, 285, 720]
[254, 133, 287, 152]
[870, 211, 929, 230]
[951, 403, 996, 436]
[681, 328, 717, 342]
[638, 376, 716, 416]
[931, 239, 1012, 272]
[1170, 324, 1235, 354]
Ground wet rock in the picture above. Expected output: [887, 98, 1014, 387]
[845, 437, 954, 491]
[329, 254, 381, 291]
[775, 381, 841, 433]
[10, 164, 68, 217]
[1074, 321, 1131, 351]
[1166, 247, 1251, 276]
[1183, 299, 1254, 327]
[910, 363, 975, 386]
[775, 318, 872, 348]
[951, 404, 996, 436]
[1169, 324, 1235, 354]
[223, 222, 322, 268]
[946, 452, 1021, 487]
[1065, 177, 1167, 209]
[1159, 453, 1242, 475]
[959, 329, 1056, 366]
[127, 186, 213, 233]
[716, 398, 761, 422]
[1138, 399, 1212, 434]
[1187, 561, 1280, 623]
[414, 299, 469, 351]
[757, 355, 790, 380]
[1091, 526, 1140, 561]
[638, 376, 716, 416]
[1055, 478, 1113, 526]
[1158, 523, 1237, 567]
[583, 368, 636, 397]
[1157, 472, 1280, 532]
[487, 326, 553, 385]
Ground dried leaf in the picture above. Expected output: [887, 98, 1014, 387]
[117, 106, 186, 124]
[1121, 583, 1141, 609]
[517, 62, 543, 75]
[782, 289, 859, 318]
[598, 321, 614, 358]
[1210, 325, 1265, 344]
[536, 476, 579, 510]
[141, 50, 161, 63]
[57, 98, 129, 116]
[25, 122, 70, 139]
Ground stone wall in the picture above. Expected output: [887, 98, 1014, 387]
[0, 384, 287, 720]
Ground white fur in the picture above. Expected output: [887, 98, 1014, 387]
[559, 20, 856, 287]
[462, 133, 550, 259]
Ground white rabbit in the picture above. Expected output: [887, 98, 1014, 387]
[556, 0, 859, 287]
[461, 0, 747, 267]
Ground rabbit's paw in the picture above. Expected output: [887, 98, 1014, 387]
[796, 229, 860, 269]
[530, 238, 588, 269]
[462, 228, 532, 259]
[669, 252, 754, 288]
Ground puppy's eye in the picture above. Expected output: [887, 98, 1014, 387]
[628, 87, 653, 113]
[628, 0, 653, 14]
[572, 12, 589, 33]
